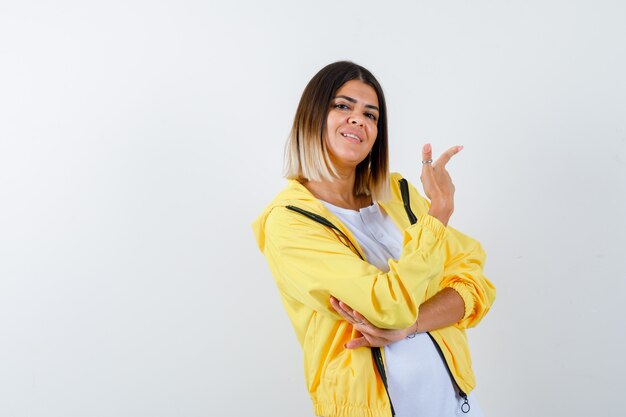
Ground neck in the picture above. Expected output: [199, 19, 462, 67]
[303, 169, 371, 210]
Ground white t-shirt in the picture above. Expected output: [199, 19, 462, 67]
[322, 200, 484, 417]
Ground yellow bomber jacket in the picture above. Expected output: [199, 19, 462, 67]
[252, 173, 496, 417]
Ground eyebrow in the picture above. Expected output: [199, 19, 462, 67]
[334, 95, 380, 112]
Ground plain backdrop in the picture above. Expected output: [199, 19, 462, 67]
[1, 1, 625, 416]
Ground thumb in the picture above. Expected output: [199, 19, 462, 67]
[421, 143, 436, 185]
[422, 143, 433, 163]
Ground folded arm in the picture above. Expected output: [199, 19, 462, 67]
[332, 188, 496, 347]
[331, 287, 464, 348]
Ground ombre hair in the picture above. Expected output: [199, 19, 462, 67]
[284, 61, 390, 201]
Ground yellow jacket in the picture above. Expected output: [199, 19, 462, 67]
[252, 173, 496, 417]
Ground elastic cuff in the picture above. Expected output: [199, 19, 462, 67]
[449, 282, 475, 320]
[417, 214, 448, 240]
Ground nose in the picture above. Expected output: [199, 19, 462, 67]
[349, 114, 363, 126]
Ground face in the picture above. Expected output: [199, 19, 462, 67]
[324, 80, 379, 172]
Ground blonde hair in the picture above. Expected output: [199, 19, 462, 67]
[284, 61, 390, 202]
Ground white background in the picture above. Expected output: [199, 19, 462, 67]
[1, 1, 625, 416]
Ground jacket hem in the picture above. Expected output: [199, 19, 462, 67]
[314, 402, 390, 417]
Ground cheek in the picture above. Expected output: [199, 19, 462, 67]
[326, 114, 344, 136]
[327, 112, 342, 129]
[369, 124, 378, 140]
[369, 127, 378, 151]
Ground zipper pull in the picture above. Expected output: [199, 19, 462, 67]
[460, 393, 471, 414]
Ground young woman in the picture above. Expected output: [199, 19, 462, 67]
[252, 61, 496, 417]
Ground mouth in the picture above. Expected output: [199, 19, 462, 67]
[340, 132, 363, 143]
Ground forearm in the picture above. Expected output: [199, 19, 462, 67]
[406, 287, 465, 334]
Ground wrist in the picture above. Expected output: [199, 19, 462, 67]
[405, 320, 420, 339]
[427, 208, 451, 227]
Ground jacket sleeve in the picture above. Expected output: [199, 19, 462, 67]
[405, 180, 496, 329]
[263, 206, 449, 329]
[441, 228, 496, 329]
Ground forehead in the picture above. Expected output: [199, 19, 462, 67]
[335, 80, 379, 107]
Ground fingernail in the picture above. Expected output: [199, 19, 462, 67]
[457, 145, 464, 151]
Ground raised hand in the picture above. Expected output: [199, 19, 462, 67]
[420, 143, 463, 226]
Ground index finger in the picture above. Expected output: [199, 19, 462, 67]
[435, 145, 463, 167]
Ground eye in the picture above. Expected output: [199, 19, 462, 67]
[334, 103, 350, 110]
[365, 113, 377, 121]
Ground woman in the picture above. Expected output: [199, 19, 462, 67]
[252, 61, 496, 417]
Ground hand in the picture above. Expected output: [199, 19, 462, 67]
[420, 143, 463, 226]
[330, 296, 417, 349]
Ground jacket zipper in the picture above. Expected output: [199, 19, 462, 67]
[398, 178, 471, 414]
[285, 204, 396, 417]
[372, 346, 396, 416]
[285, 205, 364, 260]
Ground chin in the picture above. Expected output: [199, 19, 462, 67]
[332, 155, 368, 169]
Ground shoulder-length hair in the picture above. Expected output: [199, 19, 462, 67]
[284, 61, 390, 201]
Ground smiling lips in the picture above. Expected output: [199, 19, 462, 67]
[340, 131, 363, 143]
